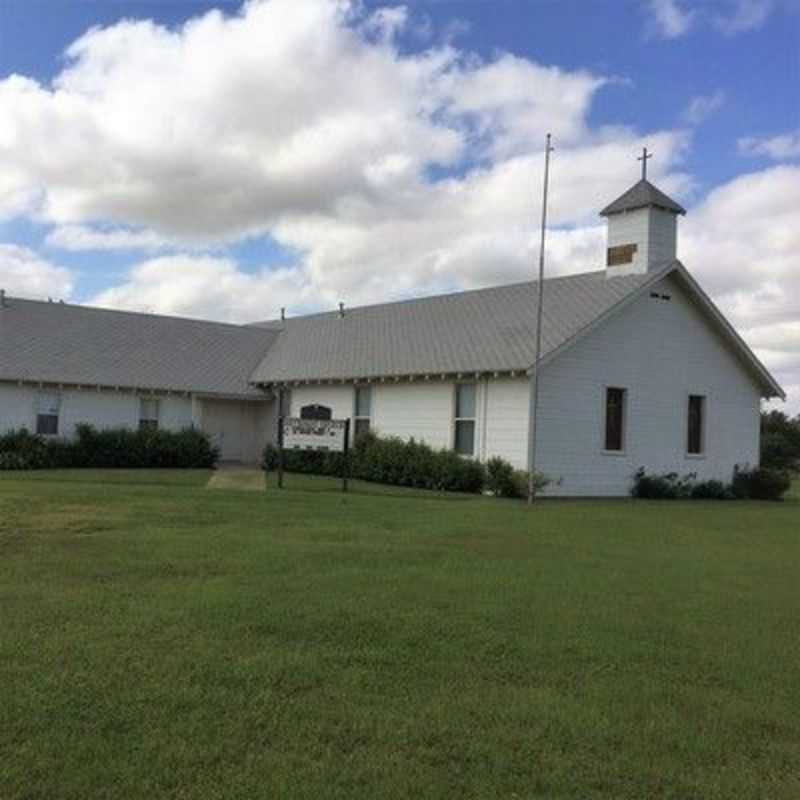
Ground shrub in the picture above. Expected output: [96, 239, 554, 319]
[264, 433, 554, 497]
[631, 468, 696, 499]
[0, 425, 218, 470]
[518, 469, 550, 498]
[731, 465, 791, 501]
[262, 443, 280, 471]
[486, 456, 515, 497]
[485, 457, 549, 498]
[632, 466, 790, 501]
[264, 430, 487, 494]
[0, 429, 58, 469]
[690, 480, 734, 500]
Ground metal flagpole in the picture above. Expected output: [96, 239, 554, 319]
[528, 133, 554, 505]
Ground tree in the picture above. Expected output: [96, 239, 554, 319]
[761, 410, 800, 473]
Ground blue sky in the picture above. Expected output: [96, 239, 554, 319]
[1, 1, 796, 186]
[0, 0, 798, 406]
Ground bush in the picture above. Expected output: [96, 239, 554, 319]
[631, 469, 696, 499]
[486, 456, 515, 497]
[0, 429, 66, 470]
[262, 443, 280, 471]
[0, 425, 219, 470]
[731, 465, 791, 501]
[632, 466, 790, 501]
[264, 430, 488, 494]
[486, 457, 549, 498]
[690, 480, 734, 500]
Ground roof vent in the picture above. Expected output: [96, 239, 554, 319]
[280, 307, 286, 321]
[0, 289, 6, 308]
[338, 302, 345, 318]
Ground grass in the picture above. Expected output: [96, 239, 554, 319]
[0, 470, 798, 799]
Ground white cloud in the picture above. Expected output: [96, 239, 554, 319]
[646, 0, 695, 38]
[89, 255, 316, 322]
[644, 0, 775, 39]
[45, 224, 175, 252]
[0, 0, 616, 247]
[681, 165, 800, 411]
[681, 90, 726, 125]
[0, 244, 75, 300]
[713, 0, 773, 34]
[738, 130, 800, 160]
[0, 0, 691, 299]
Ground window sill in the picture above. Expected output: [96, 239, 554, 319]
[685, 453, 706, 460]
[601, 449, 626, 457]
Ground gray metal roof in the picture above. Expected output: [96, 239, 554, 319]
[0, 297, 278, 397]
[249, 267, 667, 385]
[2, 260, 782, 401]
[600, 179, 686, 216]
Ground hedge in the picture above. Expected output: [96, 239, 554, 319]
[0, 424, 219, 470]
[731, 465, 792, 501]
[632, 466, 789, 501]
[264, 431, 548, 497]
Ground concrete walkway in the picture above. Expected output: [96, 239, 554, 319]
[206, 466, 265, 492]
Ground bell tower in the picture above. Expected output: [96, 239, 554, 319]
[601, 148, 685, 277]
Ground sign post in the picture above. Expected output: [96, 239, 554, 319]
[277, 414, 285, 489]
[342, 418, 350, 493]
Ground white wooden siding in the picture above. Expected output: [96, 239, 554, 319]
[535, 274, 761, 496]
[484, 377, 530, 468]
[373, 382, 454, 450]
[0, 385, 194, 436]
[606, 207, 677, 276]
[284, 379, 529, 466]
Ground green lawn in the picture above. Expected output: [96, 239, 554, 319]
[1, 471, 798, 799]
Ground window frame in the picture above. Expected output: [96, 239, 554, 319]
[353, 385, 372, 440]
[139, 397, 160, 432]
[686, 394, 707, 457]
[35, 392, 61, 437]
[453, 382, 477, 457]
[602, 386, 627, 454]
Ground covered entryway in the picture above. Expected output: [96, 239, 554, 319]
[198, 397, 272, 464]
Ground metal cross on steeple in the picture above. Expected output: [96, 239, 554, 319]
[637, 147, 652, 180]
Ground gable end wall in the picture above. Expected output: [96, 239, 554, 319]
[535, 274, 762, 496]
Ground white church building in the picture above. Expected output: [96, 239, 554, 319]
[0, 176, 784, 496]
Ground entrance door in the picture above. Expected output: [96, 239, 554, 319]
[202, 400, 245, 462]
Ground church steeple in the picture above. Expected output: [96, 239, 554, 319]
[601, 151, 685, 277]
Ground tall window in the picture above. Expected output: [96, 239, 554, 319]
[35, 392, 61, 436]
[687, 395, 705, 455]
[604, 387, 626, 452]
[454, 383, 477, 456]
[354, 386, 372, 439]
[139, 398, 160, 431]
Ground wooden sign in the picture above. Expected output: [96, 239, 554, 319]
[282, 417, 348, 452]
[277, 416, 351, 492]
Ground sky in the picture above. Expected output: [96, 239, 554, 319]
[0, 0, 798, 410]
